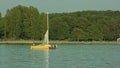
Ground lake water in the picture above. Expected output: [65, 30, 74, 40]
[0, 44, 120, 68]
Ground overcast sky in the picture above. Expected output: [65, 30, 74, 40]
[0, 0, 120, 16]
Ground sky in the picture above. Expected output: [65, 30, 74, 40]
[0, 0, 120, 16]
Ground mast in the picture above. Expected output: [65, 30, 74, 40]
[43, 12, 49, 45]
[46, 12, 49, 45]
[47, 12, 49, 32]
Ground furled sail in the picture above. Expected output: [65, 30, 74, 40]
[43, 30, 49, 45]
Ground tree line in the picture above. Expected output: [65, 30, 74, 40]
[0, 5, 120, 41]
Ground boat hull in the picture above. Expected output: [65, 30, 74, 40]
[31, 45, 57, 50]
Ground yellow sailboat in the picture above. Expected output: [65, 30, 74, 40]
[31, 12, 57, 50]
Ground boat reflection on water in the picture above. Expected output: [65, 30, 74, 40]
[44, 50, 49, 68]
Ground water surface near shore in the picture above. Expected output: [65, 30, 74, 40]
[0, 44, 120, 68]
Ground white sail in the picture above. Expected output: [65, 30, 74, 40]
[43, 30, 49, 45]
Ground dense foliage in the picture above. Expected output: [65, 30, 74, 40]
[0, 5, 120, 41]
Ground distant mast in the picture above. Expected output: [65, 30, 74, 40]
[47, 12, 49, 45]
[47, 12, 49, 44]
[43, 12, 49, 45]
[47, 12, 49, 33]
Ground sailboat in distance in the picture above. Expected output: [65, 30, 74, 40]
[31, 12, 57, 50]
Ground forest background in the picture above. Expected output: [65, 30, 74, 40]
[0, 5, 120, 41]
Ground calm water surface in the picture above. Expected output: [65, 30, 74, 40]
[0, 44, 120, 68]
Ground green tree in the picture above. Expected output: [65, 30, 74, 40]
[5, 7, 22, 39]
[0, 12, 3, 39]
[4, 5, 46, 40]
[70, 28, 86, 41]
[50, 17, 70, 40]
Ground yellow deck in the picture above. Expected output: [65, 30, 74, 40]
[31, 45, 50, 50]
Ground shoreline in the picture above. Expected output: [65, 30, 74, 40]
[0, 40, 120, 45]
